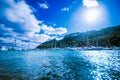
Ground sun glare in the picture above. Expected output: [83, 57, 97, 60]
[84, 8, 101, 23]
[70, 4, 109, 32]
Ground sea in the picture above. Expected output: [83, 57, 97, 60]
[0, 49, 120, 80]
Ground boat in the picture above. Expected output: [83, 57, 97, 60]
[0, 46, 8, 51]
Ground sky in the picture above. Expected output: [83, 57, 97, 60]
[0, 0, 120, 48]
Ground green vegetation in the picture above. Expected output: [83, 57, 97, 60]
[37, 25, 120, 49]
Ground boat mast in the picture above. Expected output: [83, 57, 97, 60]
[86, 32, 90, 46]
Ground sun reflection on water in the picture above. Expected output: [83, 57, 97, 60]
[80, 50, 120, 80]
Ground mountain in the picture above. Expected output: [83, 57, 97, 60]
[37, 25, 120, 49]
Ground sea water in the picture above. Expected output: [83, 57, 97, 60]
[0, 49, 119, 80]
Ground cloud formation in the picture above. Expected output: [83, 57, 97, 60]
[61, 7, 70, 11]
[37, 2, 49, 9]
[0, 0, 67, 48]
[0, 0, 40, 36]
[41, 24, 67, 35]
[82, 0, 99, 8]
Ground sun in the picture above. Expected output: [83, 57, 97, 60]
[84, 8, 101, 23]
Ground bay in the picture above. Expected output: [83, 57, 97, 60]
[0, 50, 120, 80]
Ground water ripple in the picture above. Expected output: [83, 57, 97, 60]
[0, 50, 119, 80]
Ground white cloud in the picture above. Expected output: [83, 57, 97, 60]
[37, 2, 49, 9]
[0, 0, 68, 48]
[4, 0, 40, 36]
[0, 37, 15, 44]
[32, 34, 51, 43]
[0, 24, 12, 31]
[0, 23, 17, 37]
[41, 24, 67, 35]
[0, 33, 51, 49]
[82, 0, 99, 8]
[0, 0, 48, 48]
[61, 7, 70, 11]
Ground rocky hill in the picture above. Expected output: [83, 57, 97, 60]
[37, 25, 120, 49]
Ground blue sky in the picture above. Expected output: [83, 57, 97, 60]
[0, 0, 120, 48]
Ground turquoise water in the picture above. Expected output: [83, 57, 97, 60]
[0, 49, 120, 80]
